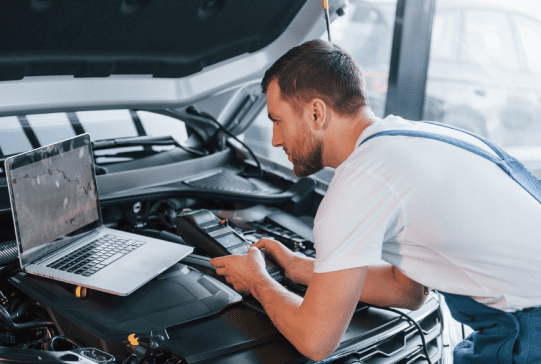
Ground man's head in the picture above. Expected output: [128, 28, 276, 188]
[262, 39, 369, 177]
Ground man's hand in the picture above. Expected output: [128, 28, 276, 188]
[252, 238, 316, 285]
[210, 247, 270, 294]
[252, 238, 295, 270]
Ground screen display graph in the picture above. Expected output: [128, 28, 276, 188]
[10, 145, 99, 254]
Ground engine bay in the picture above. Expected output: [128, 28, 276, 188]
[0, 147, 444, 364]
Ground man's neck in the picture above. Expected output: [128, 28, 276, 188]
[322, 107, 379, 169]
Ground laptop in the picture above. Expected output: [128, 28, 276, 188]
[4, 134, 193, 296]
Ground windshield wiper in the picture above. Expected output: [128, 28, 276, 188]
[92, 135, 207, 156]
[0, 136, 207, 176]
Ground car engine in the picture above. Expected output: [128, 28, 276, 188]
[0, 146, 445, 364]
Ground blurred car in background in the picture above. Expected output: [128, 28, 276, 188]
[331, 0, 541, 177]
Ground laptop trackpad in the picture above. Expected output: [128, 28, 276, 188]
[117, 255, 164, 274]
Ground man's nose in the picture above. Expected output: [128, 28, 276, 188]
[271, 123, 283, 148]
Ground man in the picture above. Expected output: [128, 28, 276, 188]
[210, 39, 541, 363]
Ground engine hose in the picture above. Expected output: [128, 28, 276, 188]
[10, 301, 31, 321]
[0, 304, 54, 331]
[0, 240, 18, 266]
[48, 335, 83, 351]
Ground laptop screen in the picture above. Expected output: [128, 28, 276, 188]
[5, 134, 102, 267]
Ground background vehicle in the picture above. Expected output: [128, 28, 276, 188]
[0, 0, 448, 363]
[326, 0, 541, 178]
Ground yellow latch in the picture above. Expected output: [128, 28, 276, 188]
[75, 286, 87, 298]
[128, 334, 139, 346]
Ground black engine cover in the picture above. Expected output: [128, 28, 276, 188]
[9, 263, 241, 356]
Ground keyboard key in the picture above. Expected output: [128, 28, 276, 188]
[101, 253, 124, 265]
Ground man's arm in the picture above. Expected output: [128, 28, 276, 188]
[253, 267, 367, 362]
[210, 248, 428, 361]
[360, 264, 428, 310]
[211, 248, 367, 362]
[256, 239, 428, 310]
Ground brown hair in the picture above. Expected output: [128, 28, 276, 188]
[261, 39, 369, 116]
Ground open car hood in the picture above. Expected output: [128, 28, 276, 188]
[0, 0, 346, 123]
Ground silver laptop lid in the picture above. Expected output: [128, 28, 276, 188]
[4, 134, 103, 269]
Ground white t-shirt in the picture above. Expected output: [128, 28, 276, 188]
[313, 115, 541, 312]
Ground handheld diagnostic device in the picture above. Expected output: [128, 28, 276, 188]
[175, 210, 283, 281]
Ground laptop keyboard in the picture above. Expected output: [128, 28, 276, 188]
[46, 234, 145, 277]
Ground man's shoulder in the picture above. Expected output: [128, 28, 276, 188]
[356, 116, 434, 148]
[346, 116, 421, 165]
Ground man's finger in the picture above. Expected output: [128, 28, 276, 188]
[248, 246, 259, 256]
[210, 256, 226, 267]
[248, 247, 266, 262]
[215, 267, 227, 276]
[253, 237, 276, 249]
[252, 240, 266, 249]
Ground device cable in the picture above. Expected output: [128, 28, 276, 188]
[371, 305, 433, 364]
[185, 106, 263, 178]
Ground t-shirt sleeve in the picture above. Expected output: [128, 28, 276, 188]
[313, 164, 404, 273]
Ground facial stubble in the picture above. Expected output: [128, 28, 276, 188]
[291, 127, 324, 178]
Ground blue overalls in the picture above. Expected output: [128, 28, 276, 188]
[358, 121, 541, 363]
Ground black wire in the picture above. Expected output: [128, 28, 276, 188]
[370, 305, 433, 364]
[185, 106, 263, 178]
[0, 304, 54, 331]
[324, 7, 332, 42]
[48, 335, 83, 351]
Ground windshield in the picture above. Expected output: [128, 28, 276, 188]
[0, 110, 189, 167]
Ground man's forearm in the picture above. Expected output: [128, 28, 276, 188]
[250, 276, 314, 358]
[251, 268, 367, 362]
[286, 255, 315, 286]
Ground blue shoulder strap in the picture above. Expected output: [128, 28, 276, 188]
[358, 121, 541, 204]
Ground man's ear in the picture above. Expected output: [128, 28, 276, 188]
[308, 98, 327, 130]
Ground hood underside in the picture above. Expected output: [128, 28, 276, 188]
[0, 0, 346, 117]
[2, 0, 308, 80]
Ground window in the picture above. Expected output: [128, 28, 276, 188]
[0, 110, 188, 157]
[0, 116, 34, 156]
[514, 15, 541, 74]
[462, 10, 519, 71]
[331, 0, 397, 118]
[430, 9, 461, 61]
[424, 1, 541, 178]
